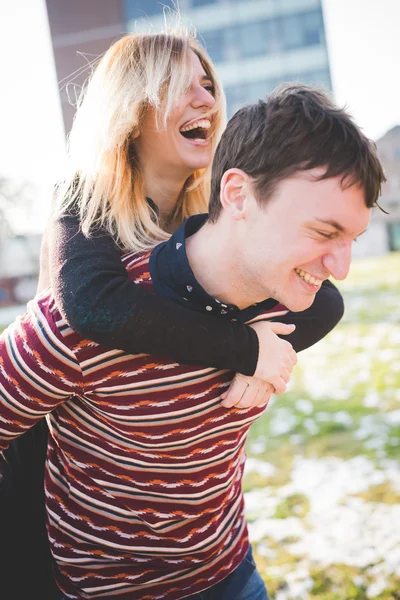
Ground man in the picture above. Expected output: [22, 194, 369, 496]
[0, 85, 384, 600]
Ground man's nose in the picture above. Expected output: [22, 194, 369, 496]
[322, 241, 353, 281]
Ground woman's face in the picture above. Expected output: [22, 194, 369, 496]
[136, 50, 217, 180]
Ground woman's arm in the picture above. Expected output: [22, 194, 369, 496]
[47, 212, 344, 376]
[47, 212, 259, 375]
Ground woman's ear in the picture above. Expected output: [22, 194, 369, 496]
[131, 127, 140, 139]
[219, 169, 253, 220]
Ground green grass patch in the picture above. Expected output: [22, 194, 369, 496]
[351, 481, 400, 505]
[273, 493, 310, 519]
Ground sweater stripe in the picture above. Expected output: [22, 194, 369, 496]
[0, 250, 281, 599]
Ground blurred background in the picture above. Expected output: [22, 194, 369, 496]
[0, 1, 399, 598]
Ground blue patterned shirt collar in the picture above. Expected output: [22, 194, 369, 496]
[150, 214, 278, 321]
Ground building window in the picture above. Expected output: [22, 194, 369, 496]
[236, 21, 268, 58]
[225, 78, 282, 117]
[224, 68, 331, 118]
[123, 0, 165, 20]
[202, 9, 325, 64]
[201, 29, 224, 63]
[280, 14, 305, 50]
[280, 9, 325, 51]
[388, 222, 400, 251]
[288, 69, 332, 90]
[303, 10, 325, 45]
[191, 0, 217, 7]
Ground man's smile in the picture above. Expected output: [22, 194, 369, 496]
[295, 268, 324, 289]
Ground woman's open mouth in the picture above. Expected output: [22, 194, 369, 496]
[179, 118, 211, 144]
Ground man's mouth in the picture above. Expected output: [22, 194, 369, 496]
[179, 118, 211, 142]
[295, 268, 323, 288]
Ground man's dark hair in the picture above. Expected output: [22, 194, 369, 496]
[208, 84, 386, 221]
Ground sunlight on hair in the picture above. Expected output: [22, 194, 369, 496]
[56, 14, 226, 252]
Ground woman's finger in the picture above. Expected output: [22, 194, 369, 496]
[270, 376, 286, 395]
[221, 376, 249, 407]
[262, 386, 273, 406]
[234, 382, 262, 409]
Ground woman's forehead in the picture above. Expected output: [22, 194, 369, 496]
[188, 48, 209, 78]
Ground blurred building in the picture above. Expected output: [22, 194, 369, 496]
[128, 0, 332, 116]
[45, 0, 125, 134]
[46, 0, 332, 132]
[350, 125, 400, 259]
[376, 126, 400, 251]
[0, 234, 41, 308]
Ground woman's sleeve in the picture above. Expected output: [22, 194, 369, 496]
[270, 279, 344, 352]
[48, 213, 344, 374]
[48, 212, 260, 375]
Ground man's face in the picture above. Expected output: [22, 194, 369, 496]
[237, 169, 371, 312]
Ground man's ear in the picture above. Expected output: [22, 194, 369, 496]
[220, 169, 253, 220]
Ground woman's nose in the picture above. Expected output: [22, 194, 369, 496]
[191, 84, 215, 110]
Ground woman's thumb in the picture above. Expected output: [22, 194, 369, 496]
[268, 322, 296, 336]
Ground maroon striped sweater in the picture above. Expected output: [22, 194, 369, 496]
[0, 249, 288, 599]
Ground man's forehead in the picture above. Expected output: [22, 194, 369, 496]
[291, 166, 329, 182]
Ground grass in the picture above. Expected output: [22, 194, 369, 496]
[244, 252, 400, 599]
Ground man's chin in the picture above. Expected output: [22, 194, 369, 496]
[282, 294, 316, 312]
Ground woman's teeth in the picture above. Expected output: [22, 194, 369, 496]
[295, 268, 323, 286]
[180, 118, 211, 132]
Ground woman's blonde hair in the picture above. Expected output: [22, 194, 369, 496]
[58, 27, 226, 251]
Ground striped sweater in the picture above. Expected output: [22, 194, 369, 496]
[0, 247, 287, 599]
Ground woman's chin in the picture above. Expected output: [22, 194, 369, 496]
[186, 153, 212, 173]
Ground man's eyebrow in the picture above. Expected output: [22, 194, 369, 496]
[314, 219, 345, 232]
[314, 219, 368, 237]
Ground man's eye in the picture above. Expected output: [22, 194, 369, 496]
[317, 231, 335, 239]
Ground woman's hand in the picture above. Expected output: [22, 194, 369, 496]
[250, 320, 297, 393]
[220, 321, 297, 408]
[221, 373, 274, 409]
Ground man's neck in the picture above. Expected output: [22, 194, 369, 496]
[185, 220, 255, 310]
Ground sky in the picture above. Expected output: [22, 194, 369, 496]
[0, 0, 399, 232]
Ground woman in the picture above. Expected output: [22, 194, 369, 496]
[1, 28, 343, 600]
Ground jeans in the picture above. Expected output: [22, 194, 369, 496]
[183, 560, 269, 599]
[59, 546, 269, 600]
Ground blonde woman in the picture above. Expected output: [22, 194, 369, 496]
[1, 30, 343, 599]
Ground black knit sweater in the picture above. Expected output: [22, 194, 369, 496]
[39, 211, 345, 372]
